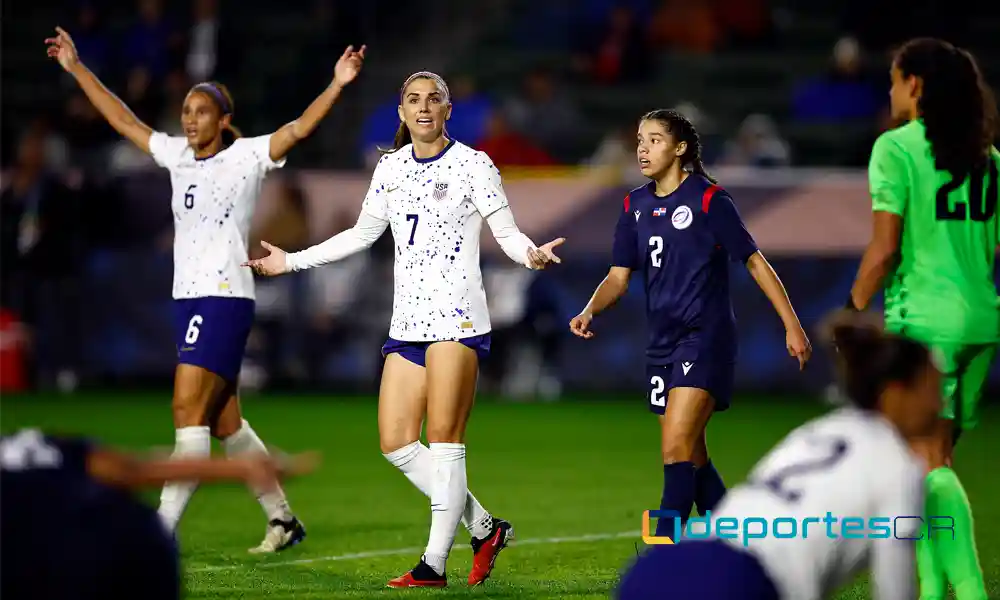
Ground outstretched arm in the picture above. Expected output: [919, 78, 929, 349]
[47, 27, 152, 153]
[268, 45, 366, 163]
[485, 207, 564, 269]
[86, 447, 317, 491]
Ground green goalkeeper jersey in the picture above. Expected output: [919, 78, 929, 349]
[868, 119, 1000, 344]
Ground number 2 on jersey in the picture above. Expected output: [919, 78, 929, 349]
[648, 236, 663, 267]
[406, 213, 419, 245]
[935, 161, 998, 222]
[184, 184, 196, 210]
[756, 436, 849, 502]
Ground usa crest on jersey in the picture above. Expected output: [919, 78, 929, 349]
[432, 180, 449, 201]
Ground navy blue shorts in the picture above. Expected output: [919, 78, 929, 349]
[173, 297, 255, 381]
[382, 334, 491, 367]
[645, 359, 734, 415]
[617, 539, 779, 600]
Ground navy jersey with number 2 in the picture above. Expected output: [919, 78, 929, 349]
[612, 174, 758, 414]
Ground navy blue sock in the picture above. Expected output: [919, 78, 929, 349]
[654, 462, 696, 539]
[695, 460, 726, 515]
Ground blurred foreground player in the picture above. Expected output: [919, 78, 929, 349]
[0, 428, 316, 600]
[617, 312, 939, 600]
[46, 27, 364, 552]
[571, 109, 810, 540]
[848, 37, 997, 600]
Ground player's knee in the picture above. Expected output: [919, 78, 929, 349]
[661, 436, 698, 464]
[171, 391, 213, 427]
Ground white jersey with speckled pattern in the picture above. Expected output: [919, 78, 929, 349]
[363, 140, 506, 341]
[148, 132, 285, 300]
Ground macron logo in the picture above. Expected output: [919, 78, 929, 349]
[634, 210, 641, 222]
[681, 362, 694, 375]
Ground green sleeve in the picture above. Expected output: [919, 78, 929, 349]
[868, 133, 909, 216]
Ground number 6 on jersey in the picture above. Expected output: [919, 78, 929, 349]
[185, 315, 203, 345]
[184, 184, 196, 210]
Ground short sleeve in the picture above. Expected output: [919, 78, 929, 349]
[612, 194, 639, 269]
[869, 133, 909, 216]
[148, 132, 189, 169]
[360, 155, 391, 221]
[468, 151, 508, 218]
[705, 189, 759, 263]
[241, 135, 286, 172]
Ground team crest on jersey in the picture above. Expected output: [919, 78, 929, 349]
[672, 205, 693, 230]
[432, 181, 449, 201]
[653, 207, 667, 217]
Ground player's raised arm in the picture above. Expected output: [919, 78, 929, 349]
[243, 157, 390, 276]
[46, 27, 152, 153]
[267, 45, 366, 163]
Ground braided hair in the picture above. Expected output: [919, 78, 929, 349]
[640, 109, 716, 183]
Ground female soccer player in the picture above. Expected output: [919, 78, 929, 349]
[46, 26, 365, 552]
[1, 428, 316, 600]
[616, 311, 939, 600]
[244, 71, 565, 587]
[570, 109, 811, 541]
[848, 37, 997, 600]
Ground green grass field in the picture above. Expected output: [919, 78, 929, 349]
[3, 393, 998, 599]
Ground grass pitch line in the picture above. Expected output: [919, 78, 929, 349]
[190, 530, 641, 572]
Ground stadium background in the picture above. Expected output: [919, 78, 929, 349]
[2, 1, 999, 599]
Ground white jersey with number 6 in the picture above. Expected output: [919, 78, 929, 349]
[149, 132, 285, 300]
[712, 407, 925, 600]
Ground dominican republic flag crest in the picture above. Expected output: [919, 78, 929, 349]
[653, 207, 667, 216]
[433, 181, 449, 201]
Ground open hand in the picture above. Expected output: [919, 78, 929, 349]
[244, 451, 320, 493]
[242, 241, 290, 276]
[528, 237, 565, 270]
[45, 27, 80, 72]
[333, 45, 366, 87]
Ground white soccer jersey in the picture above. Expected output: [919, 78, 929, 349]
[712, 408, 925, 600]
[149, 132, 285, 300]
[360, 140, 517, 341]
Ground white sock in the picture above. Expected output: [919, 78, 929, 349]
[158, 426, 211, 532]
[422, 442, 468, 575]
[223, 419, 293, 522]
[383, 441, 493, 538]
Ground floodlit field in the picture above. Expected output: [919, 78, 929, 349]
[5, 393, 998, 599]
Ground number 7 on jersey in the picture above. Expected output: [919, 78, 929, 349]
[406, 213, 419, 245]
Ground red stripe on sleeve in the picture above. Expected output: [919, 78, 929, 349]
[701, 184, 720, 213]
[623, 193, 631, 212]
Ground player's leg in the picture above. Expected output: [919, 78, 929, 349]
[656, 386, 715, 539]
[693, 429, 726, 516]
[212, 391, 305, 553]
[378, 348, 498, 542]
[157, 363, 224, 532]
[911, 343, 988, 600]
[380, 342, 509, 588]
[921, 344, 993, 600]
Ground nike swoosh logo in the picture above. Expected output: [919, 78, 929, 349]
[386, 186, 399, 193]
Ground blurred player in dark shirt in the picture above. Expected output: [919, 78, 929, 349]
[0, 428, 316, 600]
[571, 109, 811, 540]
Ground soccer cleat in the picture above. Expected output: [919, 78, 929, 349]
[248, 517, 306, 554]
[468, 518, 514, 586]
[387, 557, 447, 588]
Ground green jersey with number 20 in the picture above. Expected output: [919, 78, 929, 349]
[868, 119, 1000, 343]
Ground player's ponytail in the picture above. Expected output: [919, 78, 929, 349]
[821, 310, 931, 411]
[894, 38, 997, 177]
[641, 109, 717, 183]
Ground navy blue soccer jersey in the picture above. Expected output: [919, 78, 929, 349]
[612, 174, 758, 364]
